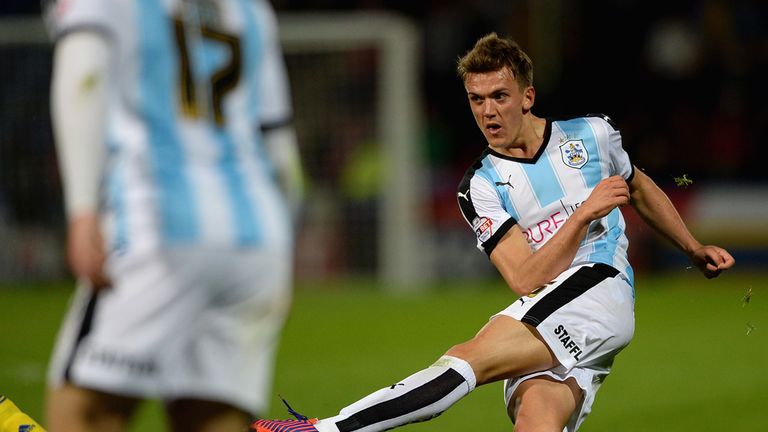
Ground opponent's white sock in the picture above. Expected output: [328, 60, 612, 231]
[313, 356, 477, 432]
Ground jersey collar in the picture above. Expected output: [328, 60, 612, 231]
[484, 118, 552, 164]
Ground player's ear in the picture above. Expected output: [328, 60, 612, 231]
[522, 86, 535, 111]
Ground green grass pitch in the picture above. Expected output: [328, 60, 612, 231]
[1, 271, 766, 431]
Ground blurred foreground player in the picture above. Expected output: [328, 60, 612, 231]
[44, 0, 303, 431]
[252, 33, 733, 432]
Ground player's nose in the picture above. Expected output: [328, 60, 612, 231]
[482, 100, 495, 116]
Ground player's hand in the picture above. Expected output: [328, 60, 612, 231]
[67, 212, 111, 290]
[577, 176, 630, 222]
[689, 245, 735, 279]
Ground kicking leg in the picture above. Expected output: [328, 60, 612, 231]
[446, 315, 558, 385]
[313, 355, 475, 432]
[509, 377, 582, 432]
[307, 316, 556, 432]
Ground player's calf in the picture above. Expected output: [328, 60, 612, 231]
[254, 356, 476, 432]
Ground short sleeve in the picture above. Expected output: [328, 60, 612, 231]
[594, 114, 634, 182]
[457, 163, 518, 255]
[252, 0, 293, 128]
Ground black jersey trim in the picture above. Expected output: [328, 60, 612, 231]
[483, 217, 518, 256]
[64, 291, 100, 382]
[485, 118, 552, 164]
[457, 153, 519, 256]
[456, 154, 488, 223]
[554, 113, 619, 131]
[335, 369, 466, 431]
[626, 164, 636, 183]
[55, 24, 115, 45]
[585, 113, 619, 131]
[260, 117, 293, 132]
[521, 263, 619, 327]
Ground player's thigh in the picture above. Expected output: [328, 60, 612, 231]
[510, 377, 582, 432]
[445, 315, 558, 385]
[46, 384, 140, 432]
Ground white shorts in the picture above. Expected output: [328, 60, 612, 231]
[496, 263, 635, 431]
[47, 246, 293, 416]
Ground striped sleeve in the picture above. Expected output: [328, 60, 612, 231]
[457, 157, 518, 255]
[590, 114, 634, 182]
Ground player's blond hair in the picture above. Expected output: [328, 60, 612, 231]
[456, 33, 533, 89]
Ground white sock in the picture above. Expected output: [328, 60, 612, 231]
[313, 356, 477, 432]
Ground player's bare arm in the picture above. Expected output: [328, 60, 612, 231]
[628, 167, 735, 278]
[67, 213, 110, 289]
[491, 176, 630, 296]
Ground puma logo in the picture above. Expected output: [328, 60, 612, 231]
[495, 175, 514, 188]
[457, 190, 470, 201]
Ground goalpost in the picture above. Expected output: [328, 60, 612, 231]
[279, 13, 428, 288]
[0, 12, 430, 288]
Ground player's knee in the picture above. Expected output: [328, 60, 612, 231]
[446, 340, 503, 387]
[448, 329, 495, 360]
[445, 341, 471, 360]
[444, 339, 484, 373]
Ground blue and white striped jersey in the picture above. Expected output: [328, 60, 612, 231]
[457, 115, 635, 284]
[46, 0, 293, 254]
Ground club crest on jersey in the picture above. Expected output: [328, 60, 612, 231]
[472, 217, 493, 243]
[559, 139, 588, 169]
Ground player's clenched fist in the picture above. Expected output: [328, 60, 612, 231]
[577, 176, 630, 222]
[689, 244, 735, 279]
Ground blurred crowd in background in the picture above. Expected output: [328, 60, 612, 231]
[1, 0, 765, 280]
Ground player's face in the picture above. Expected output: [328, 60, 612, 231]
[464, 67, 534, 152]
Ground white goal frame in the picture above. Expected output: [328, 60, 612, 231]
[279, 12, 427, 288]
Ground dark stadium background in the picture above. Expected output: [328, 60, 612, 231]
[2, 0, 766, 277]
[1, 2, 766, 431]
